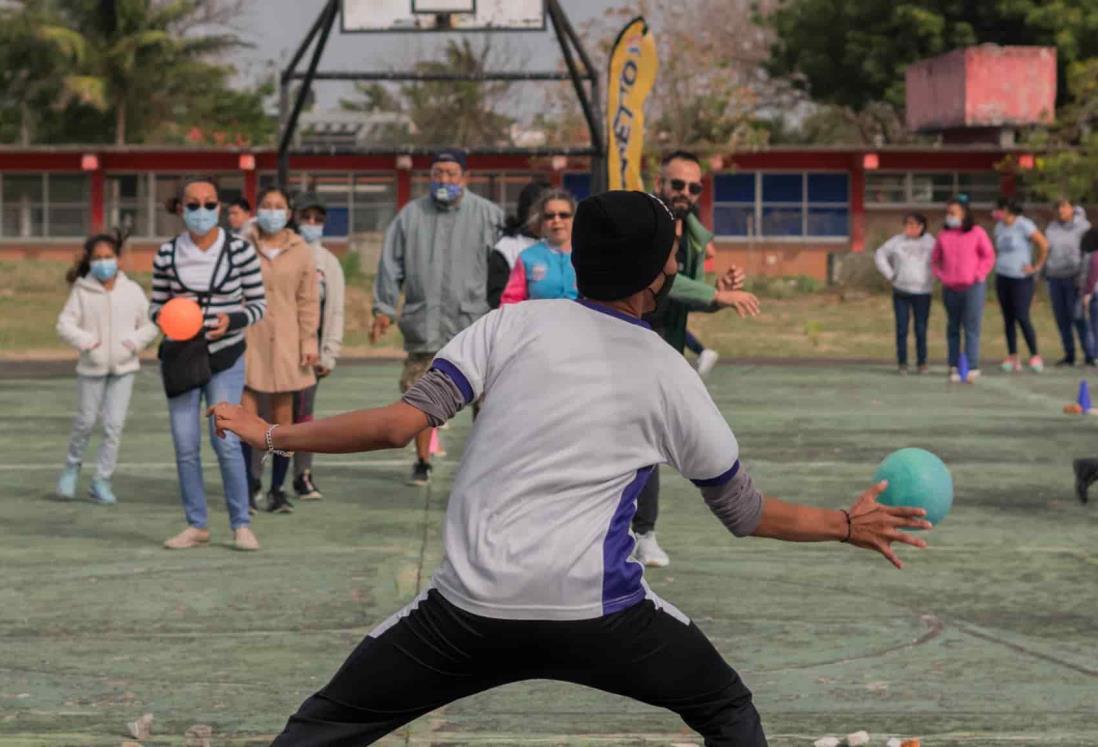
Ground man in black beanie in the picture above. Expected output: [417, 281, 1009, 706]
[210, 190, 928, 746]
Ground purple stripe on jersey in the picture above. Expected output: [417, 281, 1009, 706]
[691, 460, 740, 487]
[431, 358, 474, 404]
[575, 299, 652, 329]
[602, 466, 655, 616]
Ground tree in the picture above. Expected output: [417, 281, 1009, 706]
[0, 1, 73, 142]
[0, 0, 273, 146]
[1023, 59, 1098, 202]
[341, 38, 516, 148]
[765, 0, 1098, 114]
[535, 0, 781, 155]
[53, 0, 251, 144]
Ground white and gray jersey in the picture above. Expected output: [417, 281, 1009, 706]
[418, 299, 755, 621]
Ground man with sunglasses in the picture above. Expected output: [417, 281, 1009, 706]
[632, 151, 760, 568]
[372, 148, 504, 486]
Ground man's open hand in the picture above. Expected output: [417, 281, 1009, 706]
[846, 481, 933, 569]
[715, 290, 760, 318]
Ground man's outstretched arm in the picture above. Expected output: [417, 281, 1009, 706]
[209, 367, 468, 454]
[701, 468, 931, 569]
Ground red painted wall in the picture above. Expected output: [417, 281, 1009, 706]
[906, 45, 1057, 132]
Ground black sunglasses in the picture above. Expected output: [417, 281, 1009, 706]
[544, 211, 573, 220]
[185, 201, 219, 211]
[669, 178, 703, 196]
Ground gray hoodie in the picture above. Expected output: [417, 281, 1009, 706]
[874, 233, 937, 294]
[1044, 218, 1091, 279]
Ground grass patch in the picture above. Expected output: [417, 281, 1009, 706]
[743, 274, 823, 298]
[0, 259, 1079, 363]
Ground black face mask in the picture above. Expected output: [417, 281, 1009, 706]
[648, 270, 676, 310]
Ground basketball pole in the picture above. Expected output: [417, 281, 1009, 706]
[276, 1, 605, 185]
[278, 0, 339, 186]
[545, 0, 605, 193]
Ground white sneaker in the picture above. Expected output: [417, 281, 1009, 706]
[696, 349, 720, 378]
[633, 531, 670, 568]
[949, 367, 961, 383]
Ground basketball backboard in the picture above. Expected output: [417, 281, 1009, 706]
[342, 0, 546, 32]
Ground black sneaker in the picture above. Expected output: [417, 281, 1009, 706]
[408, 460, 432, 486]
[294, 470, 322, 501]
[249, 480, 262, 515]
[1073, 458, 1098, 504]
[1055, 357, 1076, 367]
[266, 488, 294, 514]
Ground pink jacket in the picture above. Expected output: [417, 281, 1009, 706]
[931, 226, 996, 290]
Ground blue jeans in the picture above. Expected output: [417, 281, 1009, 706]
[166, 355, 250, 530]
[892, 291, 931, 366]
[942, 283, 985, 368]
[1047, 277, 1092, 362]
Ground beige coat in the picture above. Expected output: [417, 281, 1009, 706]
[244, 228, 320, 393]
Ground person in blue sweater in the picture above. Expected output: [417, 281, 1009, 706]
[500, 189, 577, 304]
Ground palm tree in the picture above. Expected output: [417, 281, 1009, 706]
[48, 0, 247, 144]
[0, 1, 71, 142]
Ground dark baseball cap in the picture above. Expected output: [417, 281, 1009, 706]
[431, 148, 468, 170]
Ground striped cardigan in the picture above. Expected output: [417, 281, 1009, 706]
[150, 229, 267, 368]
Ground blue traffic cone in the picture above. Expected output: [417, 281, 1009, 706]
[958, 353, 969, 383]
[1079, 379, 1092, 412]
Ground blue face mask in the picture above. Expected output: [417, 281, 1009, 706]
[256, 209, 289, 234]
[299, 224, 324, 244]
[90, 258, 118, 282]
[431, 182, 463, 206]
[183, 206, 220, 235]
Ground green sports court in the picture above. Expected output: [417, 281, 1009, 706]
[3, 361, 1095, 746]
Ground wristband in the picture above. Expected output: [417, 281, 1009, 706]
[839, 509, 852, 543]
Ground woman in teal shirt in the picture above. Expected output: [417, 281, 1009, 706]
[993, 199, 1048, 372]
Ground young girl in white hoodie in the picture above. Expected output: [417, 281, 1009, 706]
[55, 232, 159, 504]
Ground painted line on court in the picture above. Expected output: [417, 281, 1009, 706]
[979, 374, 1098, 416]
[953, 621, 1098, 677]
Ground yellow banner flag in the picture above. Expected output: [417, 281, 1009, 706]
[606, 17, 658, 192]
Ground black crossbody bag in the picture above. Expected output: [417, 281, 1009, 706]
[158, 237, 228, 398]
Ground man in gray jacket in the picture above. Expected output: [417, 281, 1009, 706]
[1045, 199, 1093, 366]
[371, 148, 503, 485]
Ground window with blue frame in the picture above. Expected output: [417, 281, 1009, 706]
[713, 172, 849, 239]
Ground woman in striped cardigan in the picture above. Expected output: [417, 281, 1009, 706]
[150, 176, 267, 551]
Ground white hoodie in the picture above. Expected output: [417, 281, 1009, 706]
[56, 272, 160, 376]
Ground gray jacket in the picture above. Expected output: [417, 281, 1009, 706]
[874, 233, 936, 295]
[374, 192, 503, 353]
[1044, 218, 1091, 279]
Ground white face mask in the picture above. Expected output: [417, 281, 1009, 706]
[945, 215, 962, 229]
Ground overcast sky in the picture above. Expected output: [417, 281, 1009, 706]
[230, 0, 623, 108]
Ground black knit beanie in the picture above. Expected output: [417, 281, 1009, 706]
[571, 191, 675, 301]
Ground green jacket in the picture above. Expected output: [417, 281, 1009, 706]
[649, 212, 717, 352]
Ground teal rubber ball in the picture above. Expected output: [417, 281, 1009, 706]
[872, 448, 954, 527]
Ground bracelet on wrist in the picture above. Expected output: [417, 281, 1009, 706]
[262, 424, 294, 463]
[839, 508, 852, 543]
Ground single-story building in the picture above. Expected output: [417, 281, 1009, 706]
[0, 145, 1048, 280]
